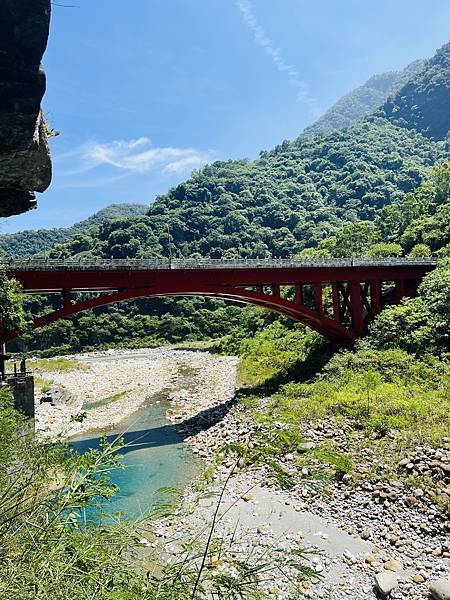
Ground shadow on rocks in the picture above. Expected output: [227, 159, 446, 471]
[176, 397, 238, 439]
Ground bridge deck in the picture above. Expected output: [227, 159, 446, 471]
[0, 257, 436, 271]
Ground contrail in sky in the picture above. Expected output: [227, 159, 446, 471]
[235, 0, 321, 118]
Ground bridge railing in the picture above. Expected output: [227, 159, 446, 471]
[0, 257, 437, 271]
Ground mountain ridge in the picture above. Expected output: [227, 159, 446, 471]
[43, 41, 449, 260]
[8, 40, 450, 354]
[0, 203, 147, 258]
[303, 59, 426, 136]
[3, 42, 449, 261]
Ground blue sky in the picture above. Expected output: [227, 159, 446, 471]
[2, 0, 450, 233]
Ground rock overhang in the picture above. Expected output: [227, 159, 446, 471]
[0, 0, 52, 217]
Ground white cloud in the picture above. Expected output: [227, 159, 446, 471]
[81, 137, 213, 174]
[236, 0, 321, 117]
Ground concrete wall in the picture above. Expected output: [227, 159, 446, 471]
[6, 374, 35, 425]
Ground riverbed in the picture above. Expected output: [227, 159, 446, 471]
[71, 391, 201, 520]
[34, 348, 238, 519]
[33, 348, 449, 599]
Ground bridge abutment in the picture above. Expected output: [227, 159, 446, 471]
[4, 374, 35, 429]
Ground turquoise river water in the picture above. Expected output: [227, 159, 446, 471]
[71, 393, 201, 521]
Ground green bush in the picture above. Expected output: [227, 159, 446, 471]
[369, 260, 450, 355]
[278, 349, 449, 443]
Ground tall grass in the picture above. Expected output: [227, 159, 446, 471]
[0, 387, 317, 599]
[31, 357, 89, 373]
[279, 349, 450, 444]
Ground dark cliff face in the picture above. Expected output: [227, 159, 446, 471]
[0, 0, 52, 217]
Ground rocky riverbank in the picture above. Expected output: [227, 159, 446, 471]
[153, 385, 449, 599]
[34, 348, 238, 438]
[33, 348, 449, 598]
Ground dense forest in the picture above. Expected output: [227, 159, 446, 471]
[5, 41, 450, 355]
[0, 204, 147, 259]
[303, 59, 425, 136]
[377, 42, 450, 141]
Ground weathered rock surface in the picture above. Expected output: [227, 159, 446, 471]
[0, 0, 52, 216]
[430, 578, 450, 600]
[374, 571, 398, 596]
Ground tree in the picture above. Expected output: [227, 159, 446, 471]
[367, 243, 403, 258]
[369, 260, 450, 355]
[321, 222, 380, 257]
[408, 243, 431, 257]
[0, 271, 27, 335]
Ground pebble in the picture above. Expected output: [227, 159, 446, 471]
[47, 348, 450, 600]
[384, 559, 402, 572]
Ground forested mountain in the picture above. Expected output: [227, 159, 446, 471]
[44, 119, 443, 261]
[378, 42, 450, 140]
[9, 41, 450, 354]
[0, 55, 430, 261]
[0, 203, 147, 258]
[46, 42, 449, 263]
[303, 59, 425, 136]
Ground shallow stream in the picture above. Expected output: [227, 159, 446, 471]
[71, 391, 201, 521]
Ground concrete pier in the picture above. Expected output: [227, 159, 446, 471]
[5, 374, 35, 427]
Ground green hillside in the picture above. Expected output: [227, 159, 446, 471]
[46, 43, 449, 263]
[0, 55, 431, 261]
[49, 122, 444, 262]
[10, 41, 450, 355]
[378, 41, 450, 140]
[0, 203, 147, 258]
[303, 59, 425, 136]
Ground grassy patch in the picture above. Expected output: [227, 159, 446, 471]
[312, 445, 354, 477]
[170, 340, 217, 351]
[83, 390, 131, 411]
[231, 322, 326, 389]
[34, 376, 54, 394]
[229, 347, 449, 498]
[31, 358, 89, 373]
[280, 376, 449, 444]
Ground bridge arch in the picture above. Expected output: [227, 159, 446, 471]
[2, 258, 436, 345]
[24, 284, 355, 343]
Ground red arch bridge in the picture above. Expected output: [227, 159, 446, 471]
[1, 257, 436, 345]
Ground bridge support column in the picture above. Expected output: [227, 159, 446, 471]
[6, 374, 35, 422]
[395, 279, 406, 303]
[314, 283, 323, 314]
[271, 284, 280, 297]
[62, 288, 72, 308]
[349, 280, 364, 336]
[295, 284, 303, 305]
[0, 341, 6, 381]
[370, 280, 382, 316]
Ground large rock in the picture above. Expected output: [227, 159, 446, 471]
[374, 571, 398, 597]
[0, 0, 52, 217]
[430, 578, 450, 600]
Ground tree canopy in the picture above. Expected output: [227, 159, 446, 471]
[0, 271, 27, 335]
